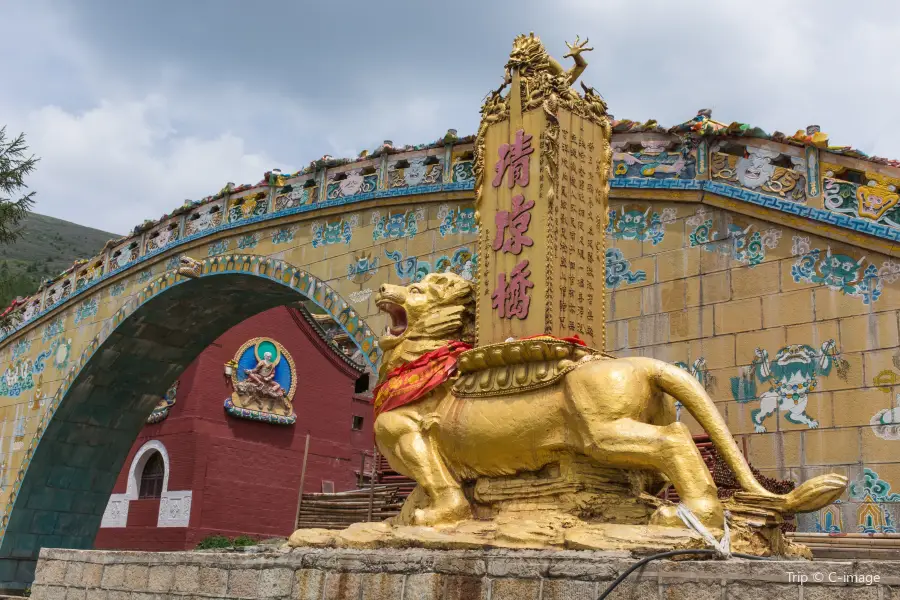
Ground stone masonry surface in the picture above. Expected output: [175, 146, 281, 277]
[28, 546, 900, 600]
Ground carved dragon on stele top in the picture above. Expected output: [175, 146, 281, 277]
[288, 34, 846, 557]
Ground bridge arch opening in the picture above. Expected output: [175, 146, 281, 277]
[0, 256, 378, 588]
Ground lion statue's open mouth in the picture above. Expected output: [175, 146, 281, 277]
[378, 299, 408, 339]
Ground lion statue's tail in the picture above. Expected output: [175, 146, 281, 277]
[647, 359, 847, 515]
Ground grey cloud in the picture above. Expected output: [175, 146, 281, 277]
[4, 0, 900, 232]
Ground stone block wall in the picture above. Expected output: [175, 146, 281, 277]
[29, 547, 900, 600]
[605, 199, 900, 534]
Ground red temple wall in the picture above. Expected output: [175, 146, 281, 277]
[94, 306, 373, 551]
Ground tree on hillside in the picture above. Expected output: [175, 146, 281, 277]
[0, 127, 38, 244]
[0, 127, 39, 318]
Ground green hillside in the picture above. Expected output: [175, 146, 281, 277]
[0, 213, 120, 308]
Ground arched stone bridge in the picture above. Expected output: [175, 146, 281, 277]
[3, 114, 900, 587]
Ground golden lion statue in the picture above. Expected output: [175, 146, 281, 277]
[373, 272, 846, 532]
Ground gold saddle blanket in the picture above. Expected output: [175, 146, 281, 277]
[452, 336, 611, 397]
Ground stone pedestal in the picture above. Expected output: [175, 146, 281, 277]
[29, 547, 900, 600]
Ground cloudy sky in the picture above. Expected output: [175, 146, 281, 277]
[3, 0, 899, 234]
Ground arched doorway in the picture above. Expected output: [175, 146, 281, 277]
[0, 257, 377, 587]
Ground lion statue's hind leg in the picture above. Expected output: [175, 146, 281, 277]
[574, 416, 725, 529]
[563, 361, 726, 529]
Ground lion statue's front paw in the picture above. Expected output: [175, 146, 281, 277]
[412, 491, 472, 527]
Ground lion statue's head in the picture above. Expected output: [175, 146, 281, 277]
[375, 272, 475, 378]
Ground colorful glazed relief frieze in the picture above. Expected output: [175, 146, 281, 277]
[109, 241, 140, 271]
[824, 167, 900, 226]
[611, 139, 695, 179]
[228, 191, 268, 223]
[686, 207, 781, 267]
[225, 337, 297, 425]
[450, 154, 474, 183]
[145, 223, 180, 253]
[437, 205, 478, 237]
[326, 169, 377, 200]
[388, 156, 443, 189]
[184, 205, 223, 237]
[137, 269, 153, 284]
[850, 469, 899, 534]
[606, 204, 676, 245]
[44, 279, 72, 308]
[805, 145, 820, 197]
[605, 248, 646, 289]
[311, 215, 358, 248]
[74, 260, 104, 291]
[109, 282, 126, 298]
[730, 341, 849, 432]
[711, 146, 806, 202]
[20, 298, 40, 322]
[372, 208, 424, 242]
[147, 381, 178, 424]
[347, 252, 379, 284]
[274, 182, 316, 212]
[790, 235, 899, 305]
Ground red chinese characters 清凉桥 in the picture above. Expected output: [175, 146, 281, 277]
[491, 129, 536, 320]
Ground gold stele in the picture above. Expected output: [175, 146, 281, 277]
[288, 33, 846, 556]
[288, 272, 846, 556]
